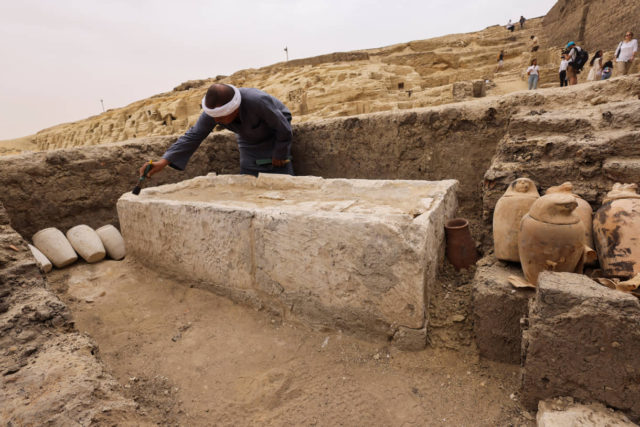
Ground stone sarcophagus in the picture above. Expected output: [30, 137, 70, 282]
[117, 174, 458, 347]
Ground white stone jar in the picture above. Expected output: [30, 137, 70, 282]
[66, 225, 106, 263]
[32, 227, 78, 268]
[28, 244, 53, 273]
[96, 225, 126, 260]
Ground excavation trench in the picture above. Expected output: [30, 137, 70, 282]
[46, 258, 530, 425]
[4, 79, 640, 424]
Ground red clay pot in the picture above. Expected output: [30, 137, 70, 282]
[445, 218, 478, 270]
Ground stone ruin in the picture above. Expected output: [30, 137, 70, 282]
[2, 74, 640, 424]
[118, 174, 457, 348]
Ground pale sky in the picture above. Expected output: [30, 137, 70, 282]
[0, 0, 557, 140]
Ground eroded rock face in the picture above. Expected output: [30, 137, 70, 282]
[117, 174, 458, 348]
[521, 271, 640, 422]
[0, 202, 148, 425]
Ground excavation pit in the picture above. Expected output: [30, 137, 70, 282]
[117, 173, 458, 347]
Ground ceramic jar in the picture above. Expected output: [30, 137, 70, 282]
[593, 183, 640, 279]
[96, 225, 126, 260]
[32, 227, 78, 268]
[546, 182, 594, 249]
[28, 244, 52, 273]
[518, 193, 585, 285]
[493, 178, 539, 262]
[66, 225, 106, 263]
[445, 218, 478, 270]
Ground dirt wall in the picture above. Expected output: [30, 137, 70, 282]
[0, 202, 149, 425]
[0, 105, 508, 239]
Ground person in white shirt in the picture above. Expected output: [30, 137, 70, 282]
[615, 31, 638, 75]
[506, 19, 515, 32]
[558, 54, 569, 87]
[527, 58, 540, 90]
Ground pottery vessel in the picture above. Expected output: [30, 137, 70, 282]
[96, 225, 126, 260]
[493, 178, 539, 262]
[66, 225, 106, 263]
[593, 183, 640, 279]
[518, 193, 585, 285]
[546, 182, 594, 249]
[445, 218, 478, 270]
[28, 244, 52, 273]
[32, 227, 78, 268]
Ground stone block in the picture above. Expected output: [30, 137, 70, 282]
[472, 79, 486, 98]
[537, 397, 636, 426]
[521, 272, 640, 421]
[117, 174, 458, 345]
[452, 81, 474, 102]
[472, 257, 534, 364]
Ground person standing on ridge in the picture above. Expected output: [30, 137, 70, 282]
[615, 31, 637, 76]
[530, 35, 539, 52]
[587, 50, 603, 81]
[139, 84, 294, 178]
[519, 16, 526, 29]
[565, 41, 584, 85]
[527, 58, 540, 90]
[495, 50, 505, 72]
[559, 52, 569, 87]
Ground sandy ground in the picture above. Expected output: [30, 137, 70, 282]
[48, 259, 534, 426]
[0, 136, 37, 155]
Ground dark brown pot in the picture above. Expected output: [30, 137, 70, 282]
[445, 218, 478, 270]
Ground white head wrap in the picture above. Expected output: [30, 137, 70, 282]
[201, 84, 241, 118]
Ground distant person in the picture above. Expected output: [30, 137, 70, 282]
[530, 35, 539, 52]
[495, 50, 505, 72]
[587, 50, 603, 81]
[520, 16, 526, 29]
[601, 60, 614, 80]
[559, 52, 569, 87]
[506, 19, 515, 32]
[615, 31, 637, 75]
[566, 41, 587, 85]
[527, 58, 540, 90]
[140, 84, 294, 178]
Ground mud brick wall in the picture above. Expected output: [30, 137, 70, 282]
[521, 272, 640, 422]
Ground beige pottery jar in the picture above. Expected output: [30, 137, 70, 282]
[518, 193, 585, 285]
[493, 178, 539, 262]
[546, 182, 594, 249]
[28, 244, 53, 273]
[32, 227, 78, 268]
[66, 225, 106, 263]
[593, 183, 640, 279]
[96, 225, 126, 260]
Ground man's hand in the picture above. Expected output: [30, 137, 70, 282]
[272, 158, 288, 167]
[140, 158, 169, 178]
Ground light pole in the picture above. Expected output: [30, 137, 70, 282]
[284, 46, 288, 62]
[100, 99, 105, 112]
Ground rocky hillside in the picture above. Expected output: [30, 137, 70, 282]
[1, 18, 548, 153]
[543, 0, 640, 52]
